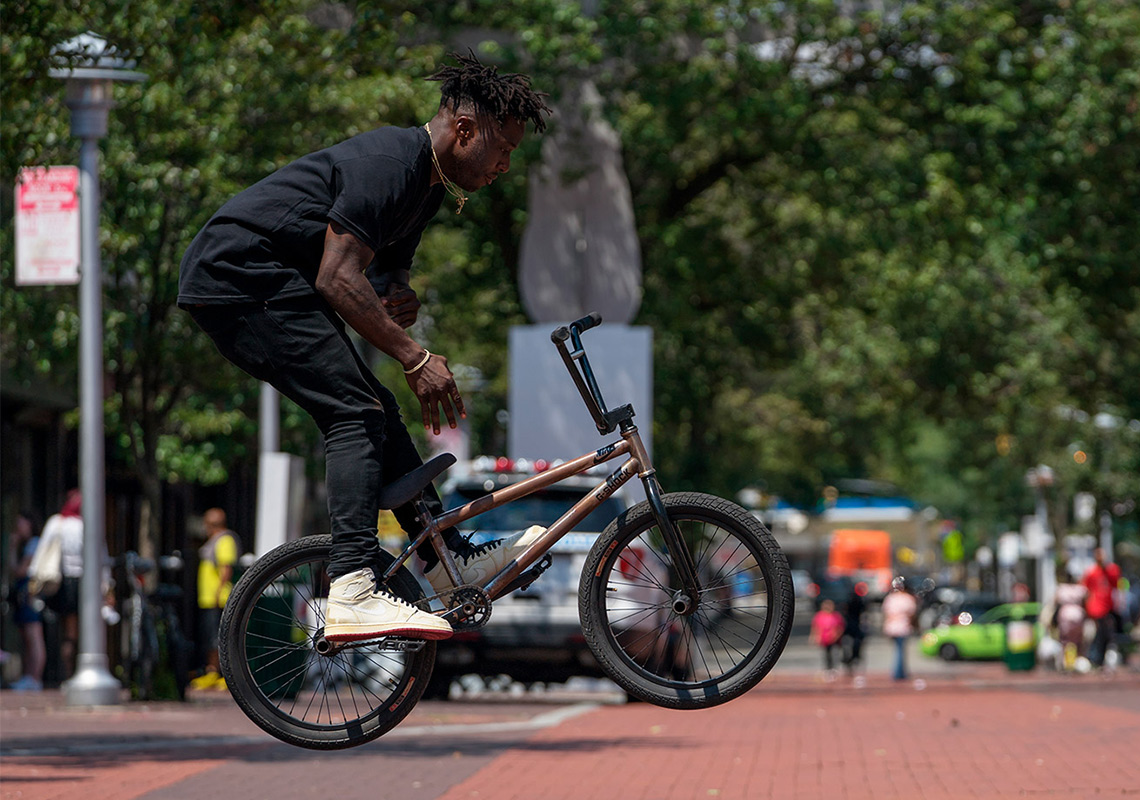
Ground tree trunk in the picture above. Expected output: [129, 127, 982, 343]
[137, 466, 163, 590]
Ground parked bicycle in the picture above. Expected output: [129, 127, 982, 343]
[117, 550, 192, 701]
[219, 313, 794, 749]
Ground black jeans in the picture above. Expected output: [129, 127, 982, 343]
[188, 297, 447, 579]
[1088, 612, 1120, 667]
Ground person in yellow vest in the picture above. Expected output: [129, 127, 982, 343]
[190, 508, 238, 690]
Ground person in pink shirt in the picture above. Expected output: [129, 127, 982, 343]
[811, 598, 846, 674]
[881, 577, 919, 681]
[1081, 548, 1122, 667]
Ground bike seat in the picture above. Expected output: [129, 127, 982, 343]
[377, 453, 456, 510]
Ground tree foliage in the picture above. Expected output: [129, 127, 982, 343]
[3, 0, 1137, 553]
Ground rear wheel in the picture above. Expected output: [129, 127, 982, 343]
[580, 492, 793, 709]
[124, 596, 156, 701]
[939, 643, 959, 661]
[219, 535, 436, 749]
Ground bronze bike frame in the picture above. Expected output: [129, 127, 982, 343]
[382, 427, 655, 602]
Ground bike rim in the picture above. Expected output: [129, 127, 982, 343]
[599, 513, 773, 689]
[233, 550, 420, 731]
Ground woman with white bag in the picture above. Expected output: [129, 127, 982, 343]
[31, 490, 92, 679]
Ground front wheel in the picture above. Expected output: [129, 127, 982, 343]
[219, 535, 436, 749]
[580, 492, 793, 709]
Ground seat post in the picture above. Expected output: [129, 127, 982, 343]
[411, 496, 464, 591]
[378, 494, 450, 585]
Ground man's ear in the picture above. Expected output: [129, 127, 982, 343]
[455, 114, 476, 145]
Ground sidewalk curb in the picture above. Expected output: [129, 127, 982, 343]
[0, 699, 601, 758]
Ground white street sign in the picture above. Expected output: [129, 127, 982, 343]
[15, 166, 80, 285]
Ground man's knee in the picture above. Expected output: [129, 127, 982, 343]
[322, 408, 387, 444]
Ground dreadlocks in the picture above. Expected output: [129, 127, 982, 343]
[428, 51, 552, 133]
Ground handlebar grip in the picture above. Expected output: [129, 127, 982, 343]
[571, 312, 602, 333]
[551, 312, 602, 345]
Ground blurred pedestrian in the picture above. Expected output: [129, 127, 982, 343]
[1082, 547, 1122, 668]
[841, 584, 867, 674]
[1049, 566, 1087, 671]
[33, 490, 115, 681]
[191, 508, 239, 690]
[36, 490, 85, 678]
[810, 598, 845, 675]
[8, 511, 46, 690]
[881, 576, 918, 681]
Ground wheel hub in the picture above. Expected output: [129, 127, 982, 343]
[313, 630, 341, 656]
[671, 591, 696, 616]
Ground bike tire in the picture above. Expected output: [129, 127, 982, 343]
[579, 492, 793, 709]
[219, 535, 436, 750]
[126, 596, 156, 701]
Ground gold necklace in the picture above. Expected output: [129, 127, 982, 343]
[424, 122, 467, 214]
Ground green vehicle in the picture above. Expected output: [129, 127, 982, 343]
[920, 602, 1041, 661]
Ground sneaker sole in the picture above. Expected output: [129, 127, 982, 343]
[325, 624, 452, 642]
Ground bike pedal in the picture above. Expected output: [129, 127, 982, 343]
[377, 637, 428, 653]
[321, 635, 428, 653]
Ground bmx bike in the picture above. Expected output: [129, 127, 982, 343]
[219, 312, 793, 749]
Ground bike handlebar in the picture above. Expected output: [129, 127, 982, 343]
[550, 311, 635, 436]
[550, 312, 602, 344]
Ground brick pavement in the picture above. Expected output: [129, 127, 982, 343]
[0, 689, 588, 800]
[433, 673, 1140, 800]
[2, 669, 1138, 800]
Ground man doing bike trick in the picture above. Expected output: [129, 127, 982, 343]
[179, 54, 551, 643]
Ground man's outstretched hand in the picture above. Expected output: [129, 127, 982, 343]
[406, 353, 466, 434]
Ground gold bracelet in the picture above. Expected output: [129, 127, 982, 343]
[403, 350, 432, 374]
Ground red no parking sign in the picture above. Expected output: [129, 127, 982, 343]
[15, 165, 80, 286]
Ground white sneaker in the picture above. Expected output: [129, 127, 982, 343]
[325, 568, 452, 642]
[424, 526, 546, 594]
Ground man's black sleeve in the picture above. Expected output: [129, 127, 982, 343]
[328, 155, 412, 252]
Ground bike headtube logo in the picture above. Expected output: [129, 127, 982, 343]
[594, 444, 616, 463]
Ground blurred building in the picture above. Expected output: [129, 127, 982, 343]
[761, 482, 942, 578]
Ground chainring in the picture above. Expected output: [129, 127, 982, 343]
[442, 585, 492, 632]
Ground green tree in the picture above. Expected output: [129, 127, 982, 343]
[582, 0, 1139, 541]
[4, 0, 1137, 554]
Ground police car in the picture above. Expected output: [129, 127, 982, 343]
[423, 456, 630, 697]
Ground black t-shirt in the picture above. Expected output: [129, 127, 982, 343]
[178, 125, 444, 306]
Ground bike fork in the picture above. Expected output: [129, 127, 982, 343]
[641, 472, 702, 612]
[625, 424, 702, 609]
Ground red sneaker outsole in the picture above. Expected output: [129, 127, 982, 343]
[324, 627, 452, 643]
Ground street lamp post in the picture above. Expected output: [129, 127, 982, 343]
[50, 32, 145, 707]
[1025, 465, 1056, 609]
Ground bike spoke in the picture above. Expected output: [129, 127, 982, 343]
[351, 648, 405, 688]
[618, 544, 673, 595]
[249, 601, 306, 627]
[283, 652, 317, 716]
[608, 601, 671, 634]
[692, 611, 741, 667]
[250, 643, 311, 679]
[613, 610, 674, 657]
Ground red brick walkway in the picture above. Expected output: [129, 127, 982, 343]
[2, 671, 1137, 800]
[435, 678, 1140, 800]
